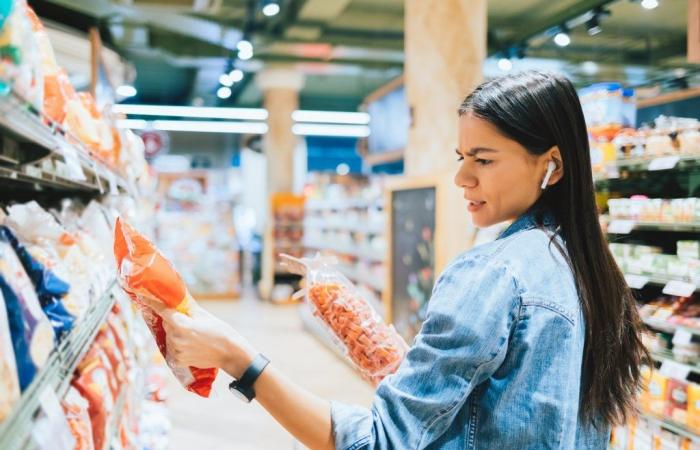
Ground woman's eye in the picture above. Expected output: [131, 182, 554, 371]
[476, 158, 493, 166]
[457, 155, 464, 162]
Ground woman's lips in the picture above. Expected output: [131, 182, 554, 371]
[467, 200, 486, 212]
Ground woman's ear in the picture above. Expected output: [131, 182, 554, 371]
[545, 146, 564, 186]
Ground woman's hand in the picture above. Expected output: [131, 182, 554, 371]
[142, 298, 257, 379]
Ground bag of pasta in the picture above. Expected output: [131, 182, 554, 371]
[281, 254, 407, 384]
[113, 217, 217, 397]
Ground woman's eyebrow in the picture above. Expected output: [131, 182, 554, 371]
[466, 147, 499, 157]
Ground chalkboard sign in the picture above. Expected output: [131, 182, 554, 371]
[389, 186, 436, 342]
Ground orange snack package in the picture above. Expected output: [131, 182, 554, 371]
[283, 254, 407, 384]
[113, 217, 217, 397]
[61, 386, 96, 450]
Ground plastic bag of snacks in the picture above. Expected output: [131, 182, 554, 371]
[1, 226, 75, 340]
[0, 227, 55, 391]
[61, 386, 95, 450]
[0, 0, 43, 108]
[0, 289, 20, 423]
[5, 201, 93, 317]
[113, 217, 217, 397]
[73, 344, 116, 450]
[282, 254, 408, 384]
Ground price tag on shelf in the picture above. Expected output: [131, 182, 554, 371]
[648, 156, 680, 171]
[625, 274, 649, 290]
[608, 220, 636, 234]
[673, 328, 694, 345]
[659, 360, 691, 381]
[663, 280, 697, 298]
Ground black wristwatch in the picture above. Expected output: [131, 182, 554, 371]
[228, 354, 270, 403]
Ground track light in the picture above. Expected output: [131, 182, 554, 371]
[585, 15, 602, 35]
[497, 57, 512, 72]
[262, 0, 280, 17]
[553, 26, 571, 47]
[641, 0, 659, 10]
[237, 39, 254, 60]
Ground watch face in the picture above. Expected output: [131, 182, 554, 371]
[229, 385, 252, 403]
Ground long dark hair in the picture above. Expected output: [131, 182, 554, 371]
[459, 70, 648, 426]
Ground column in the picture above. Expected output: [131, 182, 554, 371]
[256, 68, 305, 194]
[403, 0, 487, 267]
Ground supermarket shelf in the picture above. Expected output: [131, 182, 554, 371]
[594, 154, 700, 182]
[651, 349, 700, 378]
[639, 412, 700, 441]
[304, 220, 386, 235]
[0, 280, 118, 450]
[305, 198, 383, 212]
[606, 219, 700, 234]
[642, 317, 700, 336]
[624, 273, 699, 293]
[303, 240, 385, 263]
[0, 88, 130, 197]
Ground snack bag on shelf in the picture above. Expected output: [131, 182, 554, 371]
[688, 383, 700, 434]
[5, 201, 94, 317]
[113, 217, 217, 397]
[666, 378, 689, 424]
[0, 0, 43, 108]
[0, 226, 55, 391]
[78, 92, 116, 165]
[0, 289, 20, 423]
[1, 225, 75, 340]
[73, 344, 117, 450]
[62, 386, 96, 450]
[281, 253, 407, 384]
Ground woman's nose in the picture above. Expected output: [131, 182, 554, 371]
[454, 165, 478, 189]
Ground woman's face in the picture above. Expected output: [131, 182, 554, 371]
[454, 113, 551, 228]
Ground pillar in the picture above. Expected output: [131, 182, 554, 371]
[256, 68, 305, 194]
[404, 0, 487, 267]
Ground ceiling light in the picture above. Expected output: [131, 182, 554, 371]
[641, 0, 658, 9]
[229, 69, 244, 83]
[112, 104, 268, 121]
[116, 85, 137, 97]
[497, 58, 512, 72]
[237, 40, 253, 54]
[292, 123, 371, 137]
[554, 31, 571, 47]
[219, 74, 233, 87]
[152, 120, 268, 134]
[238, 48, 254, 60]
[262, 2, 280, 17]
[292, 110, 370, 125]
[217, 86, 232, 99]
[585, 16, 602, 35]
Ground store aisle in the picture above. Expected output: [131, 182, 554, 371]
[167, 298, 376, 450]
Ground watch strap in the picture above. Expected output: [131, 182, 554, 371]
[231, 354, 270, 401]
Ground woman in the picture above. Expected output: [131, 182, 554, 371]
[152, 71, 648, 449]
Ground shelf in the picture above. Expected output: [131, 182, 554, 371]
[0, 280, 118, 450]
[594, 154, 700, 182]
[606, 218, 700, 234]
[0, 88, 130, 197]
[643, 316, 700, 337]
[305, 198, 383, 212]
[303, 240, 385, 263]
[304, 220, 385, 235]
[624, 273, 699, 294]
[638, 412, 700, 441]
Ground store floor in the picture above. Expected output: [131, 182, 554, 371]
[166, 297, 375, 450]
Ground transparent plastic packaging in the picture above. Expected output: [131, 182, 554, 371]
[283, 254, 407, 384]
[113, 217, 217, 397]
[0, 289, 20, 423]
[62, 386, 96, 450]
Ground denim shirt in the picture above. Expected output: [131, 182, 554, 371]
[331, 210, 610, 449]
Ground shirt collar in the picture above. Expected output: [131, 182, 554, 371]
[497, 208, 558, 240]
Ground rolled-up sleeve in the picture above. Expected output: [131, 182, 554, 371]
[331, 256, 521, 450]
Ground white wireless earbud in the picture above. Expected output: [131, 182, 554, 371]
[540, 161, 556, 190]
